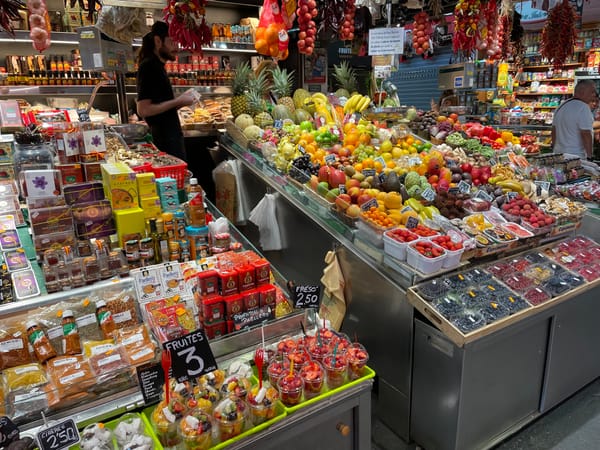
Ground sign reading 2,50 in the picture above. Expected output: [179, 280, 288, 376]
[163, 329, 218, 382]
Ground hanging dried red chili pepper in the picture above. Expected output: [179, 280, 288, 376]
[452, 0, 482, 57]
[163, 0, 212, 53]
[540, 0, 578, 70]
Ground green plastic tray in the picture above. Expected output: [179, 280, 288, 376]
[142, 398, 286, 449]
[283, 365, 376, 413]
[70, 412, 164, 450]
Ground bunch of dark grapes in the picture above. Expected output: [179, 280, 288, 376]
[14, 124, 46, 145]
[290, 154, 320, 181]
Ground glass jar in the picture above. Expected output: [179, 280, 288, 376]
[13, 143, 55, 185]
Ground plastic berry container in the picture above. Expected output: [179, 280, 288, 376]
[523, 286, 552, 306]
[406, 240, 447, 274]
[497, 293, 531, 314]
[480, 300, 511, 324]
[463, 268, 492, 284]
[417, 279, 449, 301]
[433, 295, 465, 320]
[450, 310, 486, 334]
[503, 274, 535, 292]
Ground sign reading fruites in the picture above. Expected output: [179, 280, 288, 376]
[163, 329, 217, 382]
[293, 285, 322, 309]
[37, 418, 80, 450]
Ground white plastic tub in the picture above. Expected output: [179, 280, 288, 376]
[406, 241, 447, 274]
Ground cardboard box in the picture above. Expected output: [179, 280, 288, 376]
[0, 163, 15, 181]
[101, 162, 138, 210]
[83, 162, 103, 181]
[56, 163, 84, 185]
[139, 196, 162, 219]
[156, 177, 177, 194]
[113, 207, 145, 247]
[136, 173, 157, 198]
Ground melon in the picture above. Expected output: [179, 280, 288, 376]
[271, 104, 293, 121]
[243, 125, 263, 140]
[335, 88, 350, 98]
[293, 88, 311, 110]
[234, 114, 254, 130]
[294, 108, 312, 124]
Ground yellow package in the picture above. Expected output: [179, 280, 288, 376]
[83, 339, 116, 358]
[4, 363, 48, 392]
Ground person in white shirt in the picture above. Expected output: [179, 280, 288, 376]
[552, 79, 598, 160]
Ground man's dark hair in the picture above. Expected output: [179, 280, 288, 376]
[137, 21, 169, 64]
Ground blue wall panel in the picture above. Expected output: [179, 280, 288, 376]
[389, 46, 455, 110]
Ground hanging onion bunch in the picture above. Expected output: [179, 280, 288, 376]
[28, 0, 51, 52]
[338, 0, 355, 41]
[453, 0, 481, 57]
[412, 11, 431, 56]
[484, 0, 502, 60]
[540, 0, 578, 70]
[163, 0, 212, 53]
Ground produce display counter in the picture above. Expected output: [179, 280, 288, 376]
[220, 134, 600, 449]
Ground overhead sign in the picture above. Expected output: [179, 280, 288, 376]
[368, 27, 405, 55]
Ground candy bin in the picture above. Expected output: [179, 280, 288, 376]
[213, 397, 247, 442]
[246, 383, 279, 425]
[178, 409, 214, 450]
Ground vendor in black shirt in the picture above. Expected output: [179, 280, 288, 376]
[136, 21, 194, 160]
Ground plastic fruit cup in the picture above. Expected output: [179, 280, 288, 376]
[267, 357, 289, 390]
[307, 341, 331, 364]
[178, 410, 213, 450]
[331, 333, 352, 354]
[323, 353, 348, 389]
[247, 384, 279, 425]
[346, 343, 369, 381]
[287, 350, 310, 370]
[300, 361, 324, 399]
[213, 398, 247, 442]
[317, 328, 336, 345]
[278, 373, 303, 406]
[276, 336, 298, 355]
[151, 408, 181, 447]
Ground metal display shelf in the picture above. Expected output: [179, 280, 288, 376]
[220, 133, 600, 449]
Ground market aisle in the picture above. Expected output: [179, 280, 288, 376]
[371, 377, 600, 450]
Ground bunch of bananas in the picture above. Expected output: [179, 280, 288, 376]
[488, 164, 515, 184]
[344, 94, 371, 114]
[310, 93, 335, 124]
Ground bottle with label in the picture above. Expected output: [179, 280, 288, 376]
[149, 219, 163, 264]
[186, 178, 206, 227]
[62, 310, 81, 355]
[156, 219, 170, 262]
[139, 237, 154, 266]
[96, 300, 116, 339]
[26, 320, 57, 362]
[162, 212, 175, 240]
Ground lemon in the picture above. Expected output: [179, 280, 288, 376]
[380, 139, 393, 153]
[392, 147, 403, 159]
[381, 152, 393, 161]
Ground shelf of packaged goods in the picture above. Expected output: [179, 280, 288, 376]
[521, 78, 573, 83]
[0, 85, 232, 96]
[523, 63, 582, 69]
[516, 91, 572, 96]
[531, 105, 558, 109]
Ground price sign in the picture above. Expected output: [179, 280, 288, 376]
[421, 187, 436, 202]
[406, 216, 419, 229]
[290, 166, 311, 184]
[360, 198, 378, 211]
[163, 328, 217, 382]
[506, 191, 518, 201]
[409, 157, 422, 166]
[446, 159, 458, 168]
[233, 305, 274, 331]
[458, 180, 471, 194]
[298, 145, 306, 154]
[136, 362, 164, 406]
[338, 184, 346, 194]
[448, 187, 460, 195]
[378, 173, 386, 184]
[0, 416, 19, 446]
[37, 419, 80, 450]
[273, 119, 283, 129]
[400, 205, 413, 213]
[534, 181, 551, 191]
[362, 168, 376, 178]
[489, 158, 497, 166]
[324, 154, 336, 165]
[293, 285, 321, 309]
[374, 156, 386, 166]
[475, 189, 493, 202]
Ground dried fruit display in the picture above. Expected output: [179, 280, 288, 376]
[453, 0, 481, 56]
[163, 0, 212, 53]
[540, 0, 578, 70]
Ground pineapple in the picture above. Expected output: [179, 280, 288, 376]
[332, 61, 358, 98]
[247, 90, 273, 128]
[231, 62, 252, 118]
[271, 65, 296, 113]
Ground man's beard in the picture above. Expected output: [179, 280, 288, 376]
[158, 46, 176, 61]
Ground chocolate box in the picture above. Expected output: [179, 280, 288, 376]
[218, 269, 238, 296]
[242, 289, 260, 311]
[136, 173, 157, 198]
[203, 320, 227, 339]
[29, 205, 73, 236]
[238, 264, 256, 291]
[64, 182, 105, 205]
[197, 269, 219, 297]
[83, 162, 103, 181]
[56, 163, 84, 185]
[259, 284, 277, 308]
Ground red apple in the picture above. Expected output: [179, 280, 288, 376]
[357, 193, 372, 206]
[335, 193, 352, 211]
[318, 165, 330, 184]
[328, 168, 347, 188]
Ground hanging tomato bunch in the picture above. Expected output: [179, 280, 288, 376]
[339, 0, 356, 41]
[412, 11, 431, 56]
[297, 0, 317, 55]
[163, 0, 212, 53]
[540, 0, 578, 70]
[453, 0, 481, 56]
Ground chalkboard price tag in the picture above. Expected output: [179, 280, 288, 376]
[406, 216, 419, 229]
[489, 158, 497, 166]
[290, 166, 311, 184]
[338, 184, 346, 194]
[458, 180, 471, 194]
[136, 362, 164, 406]
[506, 191, 518, 201]
[37, 419, 80, 450]
[360, 198, 378, 211]
[273, 119, 283, 129]
[534, 180, 551, 191]
[233, 305, 274, 331]
[0, 416, 19, 446]
[448, 187, 460, 195]
[293, 285, 321, 309]
[475, 189, 493, 202]
[298, 145, 306, 154]
[362, 168, 376, 178]
[421, 187, 436, 202]
[324, 154, 336, 165]
[163, 328, 218, 382]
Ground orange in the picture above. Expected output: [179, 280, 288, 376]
[255, 38, 268, 55]
[280, 48, 289, 60]
[354, 162, 363, 172]
[255, 27, 265, 41]
[359, 134, 371, 145]
[344, 132, 359, 146]
[362, 158, 374, 169]
[374, 161, 383, 172]
[268, 43, 279, 56]
[266, 24, 279, 44]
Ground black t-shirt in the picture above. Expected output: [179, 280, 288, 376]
[136, 55, 181, 133]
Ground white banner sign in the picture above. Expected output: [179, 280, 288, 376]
[368, 27, 405, 56]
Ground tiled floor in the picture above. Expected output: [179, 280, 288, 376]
[371, 377, 600, 450]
